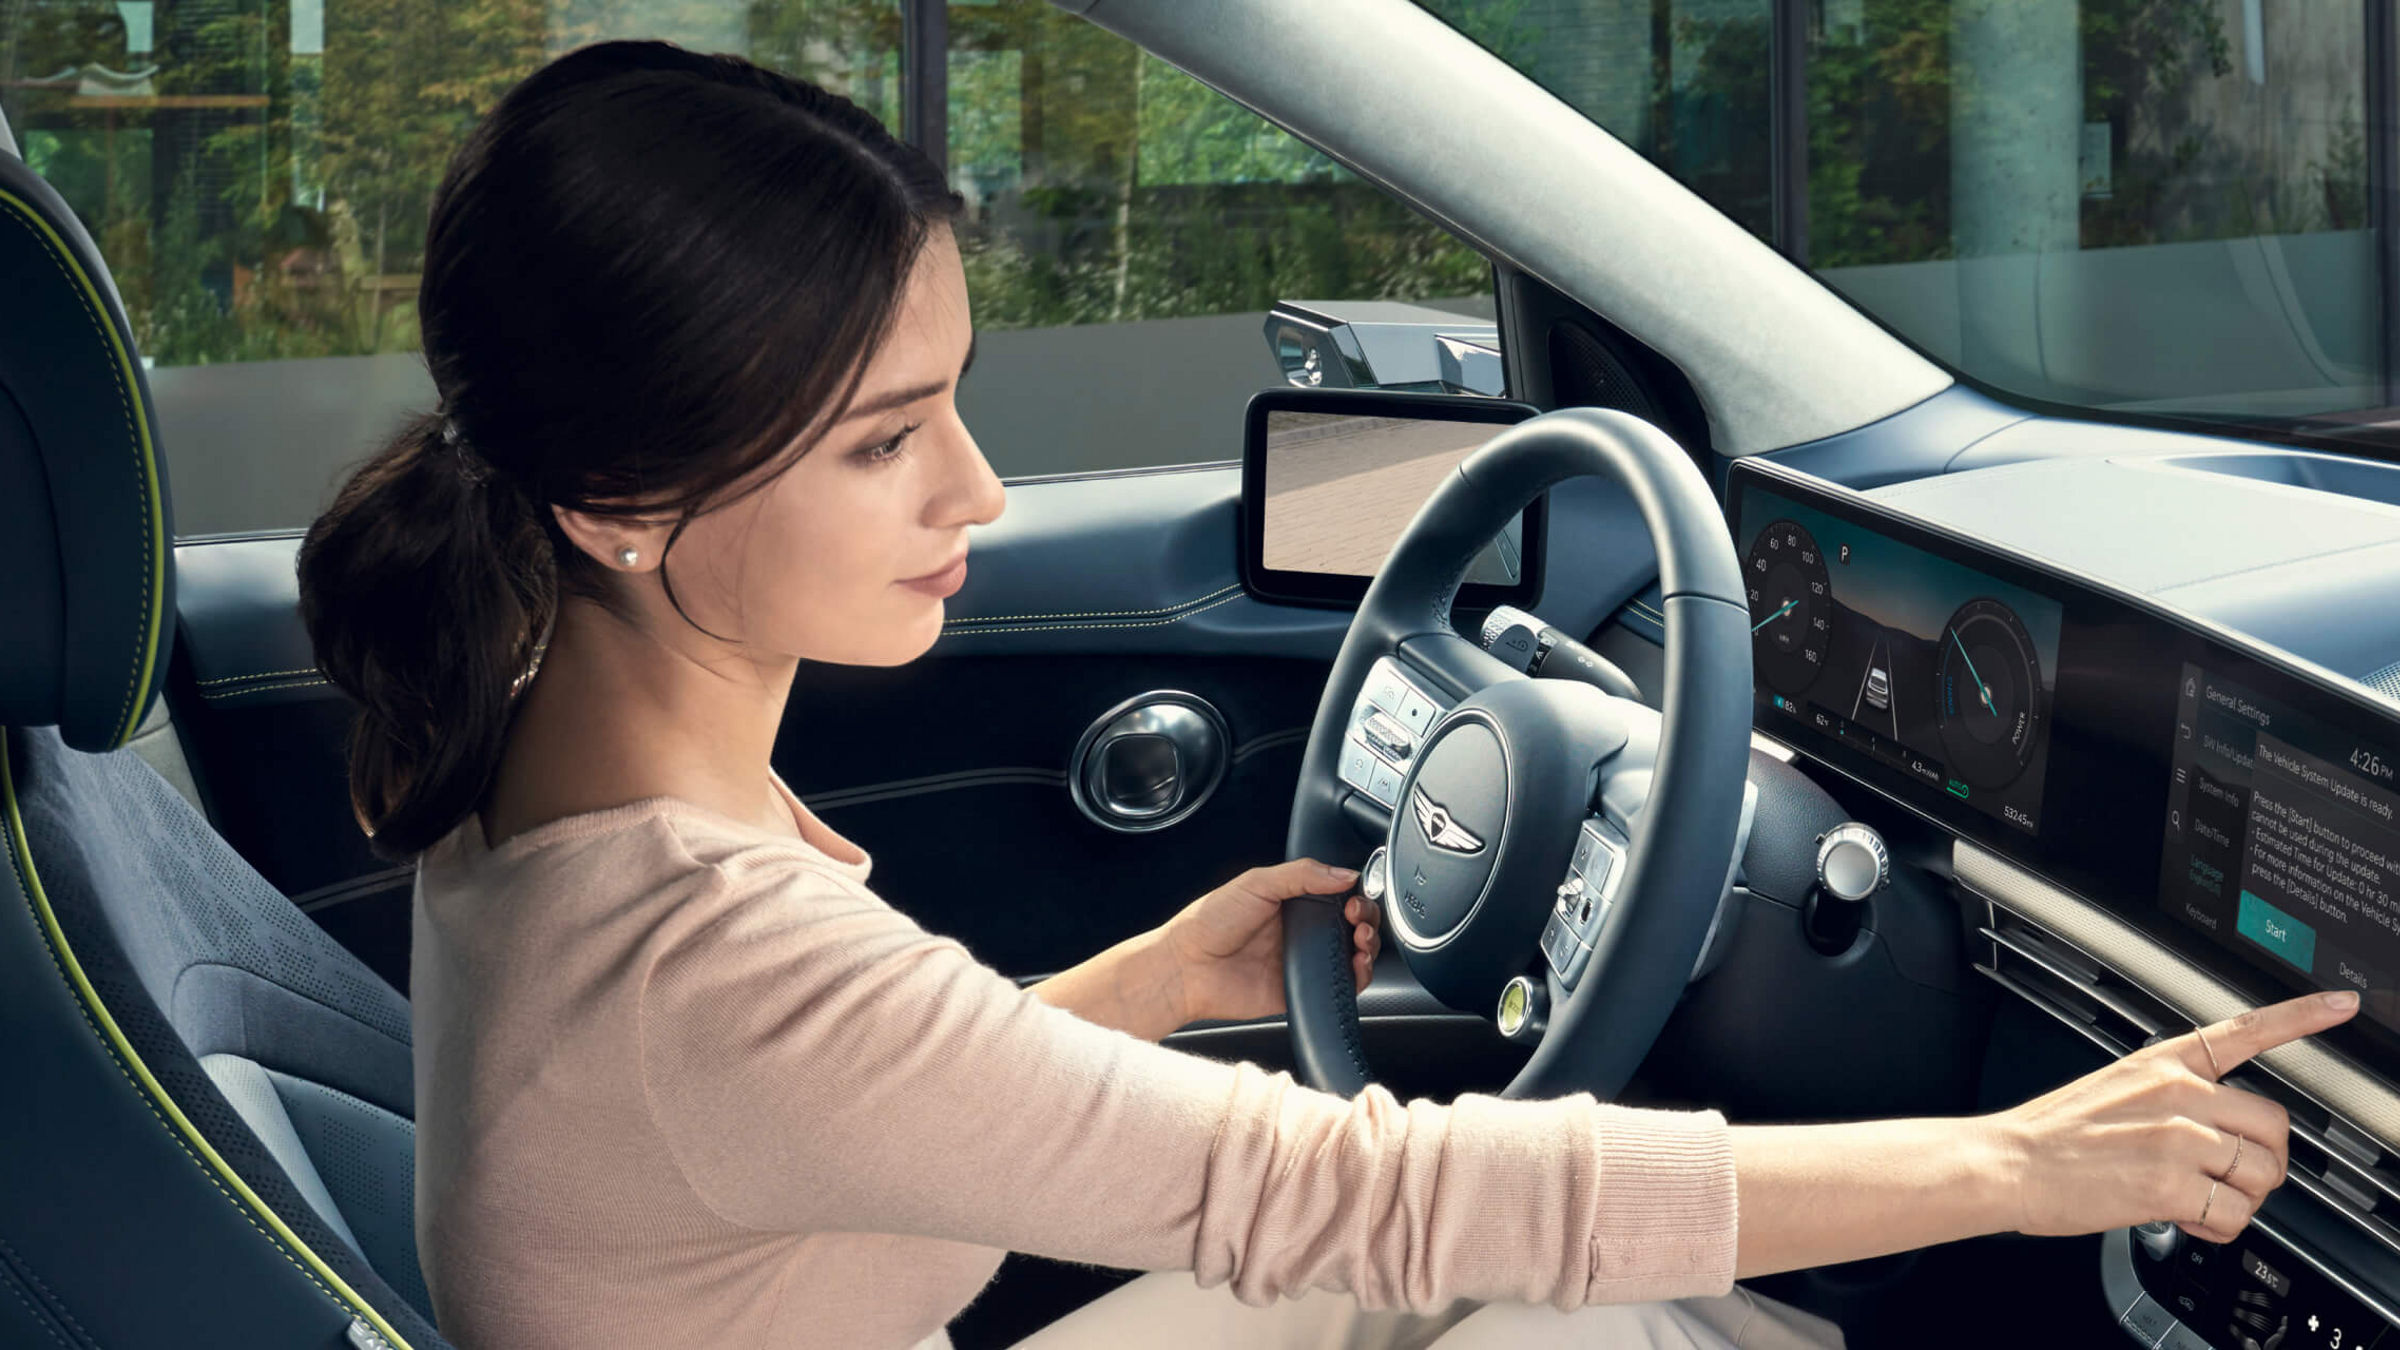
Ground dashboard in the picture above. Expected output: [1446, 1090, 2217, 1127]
[1729, 459, 2400, 1077]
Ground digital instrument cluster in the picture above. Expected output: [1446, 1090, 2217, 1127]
[1738, 493, 2063, 836]
[1727, 460, 2400, 1070]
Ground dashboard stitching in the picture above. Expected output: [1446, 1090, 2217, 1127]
[940, 583, 1241, 627]
[937, 591, 1245, 638]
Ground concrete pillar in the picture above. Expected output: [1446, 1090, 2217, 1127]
[1950, 0, 2081, 390]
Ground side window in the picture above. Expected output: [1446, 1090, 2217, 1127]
[942, 2, 1499, 478]
[0, 0, 1498, 532]
[1420, 0, 1774, 240]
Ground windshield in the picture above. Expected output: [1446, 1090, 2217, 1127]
[1421, 1, 2396, 456]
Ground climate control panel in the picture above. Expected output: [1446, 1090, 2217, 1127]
[2106, 1220, 2398, 1350]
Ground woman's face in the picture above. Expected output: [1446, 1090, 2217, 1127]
[573, 226, 1005, 669]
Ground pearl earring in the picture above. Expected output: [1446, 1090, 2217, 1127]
[617, 546, 640, 567]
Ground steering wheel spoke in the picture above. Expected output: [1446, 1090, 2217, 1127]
[1392, 632, 1523, 702]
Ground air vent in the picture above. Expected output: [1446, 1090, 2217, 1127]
[1979, 910, 2400, 1259]
[1979, 913, 2176, 1054]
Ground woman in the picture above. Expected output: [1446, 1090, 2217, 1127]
[295, 40, 2353, 1350]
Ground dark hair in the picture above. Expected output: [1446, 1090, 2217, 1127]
[297, 40, 962, 861]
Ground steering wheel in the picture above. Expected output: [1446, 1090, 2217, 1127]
[1281, 406, 1754, 1101]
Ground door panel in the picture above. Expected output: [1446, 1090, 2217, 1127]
[781, 652, 1321, 975]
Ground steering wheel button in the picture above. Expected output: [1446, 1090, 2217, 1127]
[1395, 691, 1439, 734]
[1360, 709, 1414, 762]
[1578, 843, 1617, 896]
[1365, 665, 1411, 714]
[1365, 758, 1405, 806]
[1338, 737, 1378, 794]
[1554, 932, 1592, 986]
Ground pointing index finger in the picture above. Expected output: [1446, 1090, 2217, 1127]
[2182, 991, 2359, 1079]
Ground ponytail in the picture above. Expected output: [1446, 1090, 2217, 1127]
[296, 413, 556, 860]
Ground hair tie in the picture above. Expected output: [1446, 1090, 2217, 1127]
[441, 416, 492, 487]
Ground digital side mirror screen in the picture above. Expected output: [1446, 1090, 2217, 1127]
[1240, 388, 1545, 610]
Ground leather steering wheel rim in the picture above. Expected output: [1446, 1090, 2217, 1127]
[1280, 406, 1754, 1101]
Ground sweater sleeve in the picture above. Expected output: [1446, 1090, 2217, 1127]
[634, 844, 1739, 1313]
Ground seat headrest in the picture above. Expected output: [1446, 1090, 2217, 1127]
[0, 151, 175, 752]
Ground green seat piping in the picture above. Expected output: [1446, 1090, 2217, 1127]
[0, 185, 168, 750]
[0, 734, 417, 1347]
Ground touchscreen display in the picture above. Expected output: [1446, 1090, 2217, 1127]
[2161, 663, 2400, 1027]
[1738, 486, 2065, 836]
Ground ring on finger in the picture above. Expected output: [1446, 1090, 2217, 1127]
[2199, 1178, 2220, 1227]
[2194, 1025, 2224, 1077]
[2217, 1132, 2247, 1183]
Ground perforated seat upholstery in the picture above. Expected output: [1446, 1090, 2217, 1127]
[0, 141, 449, 1348]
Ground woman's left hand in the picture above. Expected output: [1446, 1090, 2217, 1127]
[1161, 857, 1381, 1025]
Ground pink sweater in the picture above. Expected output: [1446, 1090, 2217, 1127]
[410, 771, 1740, 1349]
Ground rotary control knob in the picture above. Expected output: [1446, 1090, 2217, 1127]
[1815, 822, 1889, 903]
[2132, 1220, 2183, 1264]
[1804, 822, 1887, 955]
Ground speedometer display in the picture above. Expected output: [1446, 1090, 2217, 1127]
[1734, 483, 2062, 837]
[1746, 519, 1831, 696]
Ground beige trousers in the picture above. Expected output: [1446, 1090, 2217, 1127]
[1009, 1271, 1846, 1350]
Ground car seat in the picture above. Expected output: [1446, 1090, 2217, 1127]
[0, 134, 449, 1349]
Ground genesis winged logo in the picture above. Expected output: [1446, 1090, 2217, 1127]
[1410, 787, 1485, 855]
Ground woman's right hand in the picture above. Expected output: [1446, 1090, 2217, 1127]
[1991, 989, 2359, 1243]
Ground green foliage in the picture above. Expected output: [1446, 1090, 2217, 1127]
[1793, 0, 1953, 268]
[1134, 57, 1338, 188]
[11, 0, 1481, 365]
[8, 0, 2383, 370]
[949, 2, 1486, 330]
